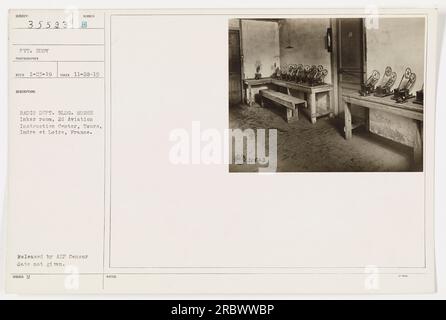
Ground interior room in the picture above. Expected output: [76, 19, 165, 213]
[228, 17, 425, 172]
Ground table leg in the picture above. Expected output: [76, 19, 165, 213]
[328, 89, 335, 118]
[308, 93, 317, 124]
[413, 120, 423, 169]
[344, 101, 352, 140]
[248, 84, 253, 107]
[365, 109, 370, 132]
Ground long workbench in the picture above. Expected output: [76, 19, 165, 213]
[244, 78, 334, 124]
[342, 91, 423, 167]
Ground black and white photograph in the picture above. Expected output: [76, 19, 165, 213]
[229, 17, 425, 172]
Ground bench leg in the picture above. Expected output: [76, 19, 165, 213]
[260, 96, 265, 107]
[285, 102, 298, 122]
[293, 104, 299, 120]
[286, 108, 293, 122]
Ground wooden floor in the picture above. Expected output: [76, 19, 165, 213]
[229, 103, 415, 172]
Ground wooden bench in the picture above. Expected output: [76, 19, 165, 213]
[259, 89, 307, 122]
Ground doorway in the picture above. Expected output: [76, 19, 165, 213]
[336, 18, 366, 114]
[229, 29, 242, 106]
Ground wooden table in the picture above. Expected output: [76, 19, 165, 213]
[244, 78, 334, 124]
[342, 91, 424, 167]
[244, 78, 272, 107]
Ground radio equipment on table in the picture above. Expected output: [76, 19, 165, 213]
[413, 84, 424, 105]
[272, 64, 328, 86]
[254, 61, 262, 79]
[307, 65, 328, 86]
[359, 70, 380, 96]
[300, 65, 311, 83]
[287, 64, 298, 81]
[272, 66, 281, 79]
[280, 65, 289, 80]
[295, 64, 305, 83]
[392, 67, 416, 103]
[374, 66, 397, 97]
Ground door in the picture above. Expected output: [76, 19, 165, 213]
[229, 30, 242, 106]
[337, 18, 366, 114]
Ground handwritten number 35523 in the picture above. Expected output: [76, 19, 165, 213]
[28, 21, 68, 29]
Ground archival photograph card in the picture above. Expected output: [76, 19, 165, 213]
[5, 8, 437, 294]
